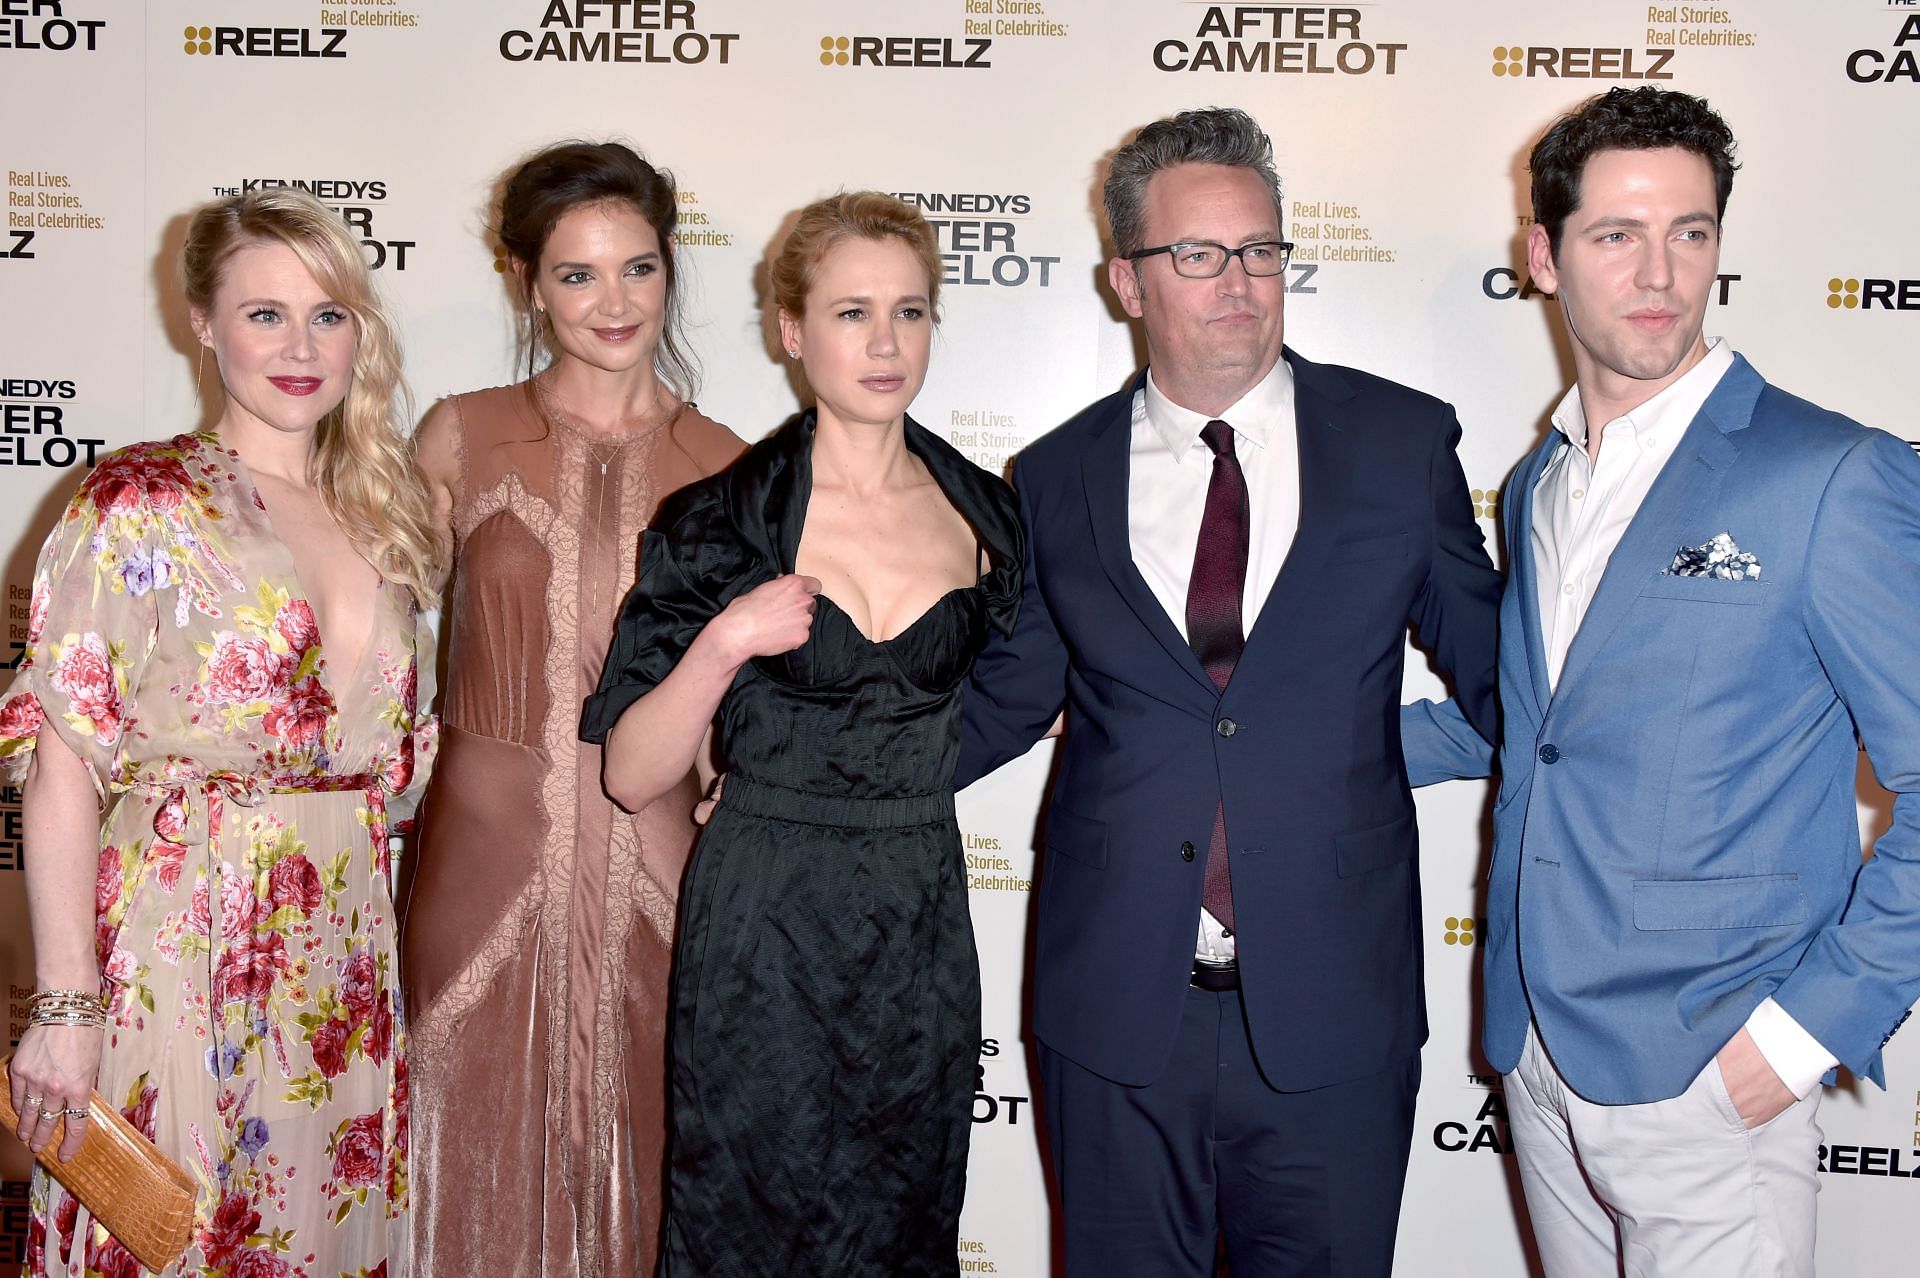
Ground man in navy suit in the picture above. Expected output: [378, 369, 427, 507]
[955, 107, 1501, 1277]
[1423, 88, 1920, 1275]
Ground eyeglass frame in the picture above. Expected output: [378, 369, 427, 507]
[1123, 240, 1296, 279]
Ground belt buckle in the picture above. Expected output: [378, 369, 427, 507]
[1190, 958, 1238, 992]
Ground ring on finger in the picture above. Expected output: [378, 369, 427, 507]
[23, 1094, 43, 1108]
[61, 1108, 87, 1119]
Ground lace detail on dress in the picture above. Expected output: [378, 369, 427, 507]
[411, 382, 735, 1278]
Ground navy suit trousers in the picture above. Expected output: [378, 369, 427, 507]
[1040, 987, 1420, 1278]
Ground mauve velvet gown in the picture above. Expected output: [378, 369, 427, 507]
[581, 411, 1022, 1277]
[404, 381, 742, 1277]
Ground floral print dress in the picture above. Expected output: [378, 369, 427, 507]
[0, 433, 436, 1278]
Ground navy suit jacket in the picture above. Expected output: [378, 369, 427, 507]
[1476, 355, 1920, 1102]
[956, 349, 1501, 1089]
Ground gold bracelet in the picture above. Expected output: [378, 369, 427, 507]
[25, 1002, 106, 1020]
[27, 988, 103, 1006]
[27, 995, 104, 1011]
[27, 1010, 106, 1028]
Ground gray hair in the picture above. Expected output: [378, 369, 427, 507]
[1103, 106, 1285, 259]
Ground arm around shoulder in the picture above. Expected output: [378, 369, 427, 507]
[412, 397, 463, 548]
[1410, 408, 1503, 749]
[954, 454, 1069, 789]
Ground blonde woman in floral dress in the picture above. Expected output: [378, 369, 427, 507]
[1, 188, 441, 1278]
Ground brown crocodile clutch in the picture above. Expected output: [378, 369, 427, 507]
[0, 1056, 196, 1272]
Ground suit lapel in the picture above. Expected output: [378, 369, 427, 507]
[1549, 358, 1761, 706]
[1240, 351, 1347, 661]
[1080, 377, 1219, 698]
[1507, 438, 1556, 723]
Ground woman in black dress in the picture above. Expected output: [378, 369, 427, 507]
[579, 192, 1020, 1277]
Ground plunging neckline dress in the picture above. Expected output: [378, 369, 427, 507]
[581, 410, 1022, 1277]
[0, 431, 434, 1278]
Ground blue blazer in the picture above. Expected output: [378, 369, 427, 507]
[1478, 355, 1920, 1103]
[956, 349, 1501, 1090]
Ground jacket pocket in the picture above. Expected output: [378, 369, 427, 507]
[1637, 575, 1773, 606]
[1329, 532, 1408, 564]
[1334, 811, 1416, 878]
[1631, 873, 1806, 930]
[1044, 805, 1109, 870]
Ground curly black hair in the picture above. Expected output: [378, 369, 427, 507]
[1530, 87, 1740, 256]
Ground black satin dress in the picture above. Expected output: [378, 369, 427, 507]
[581, 411, 1022, 1278]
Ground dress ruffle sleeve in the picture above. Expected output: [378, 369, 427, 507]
[579, 480, 765, 744]
[0, 449, 174, 800]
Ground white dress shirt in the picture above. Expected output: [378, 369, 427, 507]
[1531, 339, 1836, 1099]
[1128, 357, 1299, 962]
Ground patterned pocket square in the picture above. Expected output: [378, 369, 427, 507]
[1666, 531, 1761, 581]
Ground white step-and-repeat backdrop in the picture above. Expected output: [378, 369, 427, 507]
[3, 1, 1916, 1272]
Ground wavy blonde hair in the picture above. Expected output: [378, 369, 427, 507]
[182, 188, 444, 607]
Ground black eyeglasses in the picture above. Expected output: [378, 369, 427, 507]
[1125, 240, 1295, 279]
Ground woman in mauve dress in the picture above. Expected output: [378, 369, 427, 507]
[402, 140, 743, 1278]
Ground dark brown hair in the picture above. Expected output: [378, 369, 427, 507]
[1531, 88, 1739, 258]
[496, 139, 698, 399]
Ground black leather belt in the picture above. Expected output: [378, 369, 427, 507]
[1190, 960, 1239, 991]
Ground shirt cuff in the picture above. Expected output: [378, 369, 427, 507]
[1745, 998, 1838, 1100]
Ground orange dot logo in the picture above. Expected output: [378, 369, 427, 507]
[492, 244, 510, 275]
[1443, 916, 1480, 947]
[1491, 45, 1525, 77]
[183, 24, 212, 55]
[1826, 277, 1860, 310]
[819, 35, 850, 67]
[1470, 488, 1500, 521]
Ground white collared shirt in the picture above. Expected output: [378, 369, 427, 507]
[1529, 339, 1836, 1098]
[1128, 356, 1299, 962]
[1532, 340, 1733, 690]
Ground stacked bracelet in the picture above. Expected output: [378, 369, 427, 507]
[26, 988, 107, 1029]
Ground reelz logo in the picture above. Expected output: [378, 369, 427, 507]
[1818, 1143, 1920, 1177]
[500, 0, 739, 64]
[237, 178, 412, 271]
[1482, 268, 1741, 303]
[1827, 275, 1920, 311]
[889, 192, 1055, 287]
[819, 33, 991, 68]
[1491, 44, 1673, 79]
[1846, 14, 1920, 82]
[1153, 6, 1406, 75]
[0, 0, 106, 52]
[1432, 1079, 1514, 1155]
[973, 1037, 1030, 1125]
[0, 378, 108, 469]
[2, 229, 31, 261]
[181, 23, 345, 58]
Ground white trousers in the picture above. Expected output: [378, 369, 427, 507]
[1504, 1022, 1821, 1278]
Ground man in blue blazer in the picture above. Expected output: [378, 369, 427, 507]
[955, 107, 1501, 1276]
[1441, 87, 1920, 1275]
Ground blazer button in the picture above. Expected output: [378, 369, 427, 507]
[1180, 841, 1196, 862]
[1538, 743, 1561, 765]
[1216, 717, 1237, 738]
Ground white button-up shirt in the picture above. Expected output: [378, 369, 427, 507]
[1532, 341, 1732, 689]
[1128, 357, 1299, 962]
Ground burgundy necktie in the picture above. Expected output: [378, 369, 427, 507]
[1186, 419, 1247, 931]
